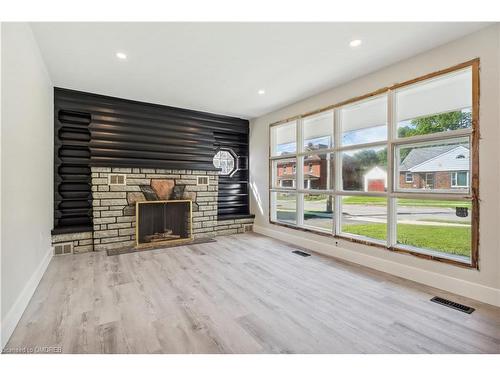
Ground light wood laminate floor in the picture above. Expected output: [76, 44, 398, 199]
[5, 233, 500, 353]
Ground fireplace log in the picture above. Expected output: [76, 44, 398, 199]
[144, 230, 181, 243]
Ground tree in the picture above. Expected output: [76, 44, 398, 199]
[398, 110, 471, 138]
[351, 148, 387, 168]
[398, 110, 471, 161]
[354, 149, 380, 167]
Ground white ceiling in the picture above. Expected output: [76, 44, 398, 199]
[30, 22, 489, 119]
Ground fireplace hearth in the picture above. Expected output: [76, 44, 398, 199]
[136, 200, 192, 247]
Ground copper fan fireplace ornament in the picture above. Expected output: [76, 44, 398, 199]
[135, 200, 193, 248]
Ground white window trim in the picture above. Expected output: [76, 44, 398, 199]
[405, 172, 413, 183]
[269, 65, 476, 266]
[451, 171, 469, 188]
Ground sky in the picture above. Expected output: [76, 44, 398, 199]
[342, 124, 387, 145]
[275, 108, 472, 155]
[276, 125, 388, 154]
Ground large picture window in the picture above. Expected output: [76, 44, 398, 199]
[269, 60, 479, 268]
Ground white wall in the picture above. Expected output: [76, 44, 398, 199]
[1, 23, 54, 348]
[250, 25, 500, 306]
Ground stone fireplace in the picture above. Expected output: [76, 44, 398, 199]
[51, 166, 253, 254]
[91, 167, 218, 251]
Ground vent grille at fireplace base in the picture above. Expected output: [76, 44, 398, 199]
[54, 242, 73, 255]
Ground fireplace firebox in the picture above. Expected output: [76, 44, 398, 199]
[136, 200, 192, 247]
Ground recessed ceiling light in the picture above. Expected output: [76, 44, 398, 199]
[116, 52, 127, 60]
[349, 39, 362, 48]
[258, 89, 265, 95]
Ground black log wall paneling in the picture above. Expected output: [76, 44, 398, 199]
[53, 88, 251, 234]
[54, 108, 93, 233]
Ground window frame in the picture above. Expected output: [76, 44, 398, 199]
[213, 147, 238, 177]
[451, 171, 470, 188]
[405, 172, 413, 183]
[425, 173, 435, 189]
[268, 59, 479, 269]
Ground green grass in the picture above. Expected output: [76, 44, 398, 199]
[275, 194, 296, 201]
[341, 196, 471, 209]
[342, 223, 471, 257]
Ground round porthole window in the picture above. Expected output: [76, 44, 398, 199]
[213, 149, 236, 176]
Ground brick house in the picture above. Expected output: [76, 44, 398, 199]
[277, 154, 329, 188]
[362, 144, 470, 191]
[399, 144, 470, 190]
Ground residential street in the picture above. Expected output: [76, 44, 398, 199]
[277, 199, 471, 227]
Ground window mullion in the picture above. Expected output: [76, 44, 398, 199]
[387, 90, 397, 248]
[334, 109, 342, 236]
[296, 119, 304, 226]
[391, 127, 472, 146]
[336, 140, 388, 152]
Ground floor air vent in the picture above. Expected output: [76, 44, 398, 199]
[430, 297, 475, 314]
[243, 224, 253, 232]
[54, 242, 73, 256]
[292, 250, 311, 257]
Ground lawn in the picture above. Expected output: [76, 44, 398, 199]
[341, 196, 471, 209]
[276, 195, 472, 258]
[342, 223, 471, 257]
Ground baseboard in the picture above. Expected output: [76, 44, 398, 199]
[253, 224, 500, 307]
[1, 246, 53, 349]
